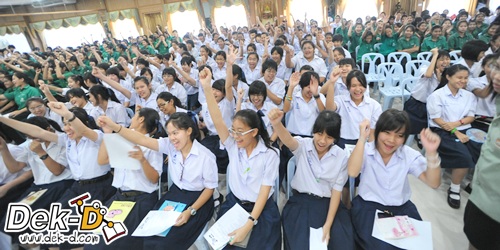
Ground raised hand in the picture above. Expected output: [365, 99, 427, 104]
[419, 128, 441, 153]
[199, 67, 213, 88]
[97, 116, 120, 132]
[358, 119, 370, 140]
[268, 108, 284, 126]
[289, 72, 301, 89]
[29, 140, 45, 155]
[47, 102, 71, 117]
[237, 88, 244, 100]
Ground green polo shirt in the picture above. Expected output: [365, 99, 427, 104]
[3, 85, 41, 109]
[357, 39, 375, 62]
[349, 32, 363, 53]
[469, 97, 500, 223]
[478, 33, 492, 44]
[448, 33, 474, 50]
[420, 36, 448, 52]
[51, 71, 74, 88]
[379, 35, 397, 55]
[335, 27, 349, 45]
[477, 23, 489, 34]
[396, 36, 420, 58]
[468, 29, 480, 39]
[23, 69, 36, 80]
[155, 40, 169, 55]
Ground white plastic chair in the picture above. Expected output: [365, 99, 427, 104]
[377, 62, 406, 110]
[355, 45, 360, 56]
[405, 60, 430, 78]
[388, 52, 412, 65]
[286, 156, 297, 200]
[417, 52, 432, 61]
[450, 50, 461, 64]
[374, 43, 382, 52]
[361, 53, 385, 83]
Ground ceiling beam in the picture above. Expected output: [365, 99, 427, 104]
[0, 9, 100, 17]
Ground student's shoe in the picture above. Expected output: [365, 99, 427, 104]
[447, 188, 461, 209]
[464, 184, 472, 194]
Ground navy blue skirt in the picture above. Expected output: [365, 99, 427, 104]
[200, 135, 229, 174]
[218, 192, 281, 250]
[0, 176, 33, 219]
[143, 184, 214, 249]
[282, 192, 354, 250]
[404, 97, 428, 134]
[431, 128, 481, 169]
[351, 196, 421, 250]
[84, 190, 158, 250]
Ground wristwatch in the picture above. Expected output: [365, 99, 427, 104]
[313, 94, 320, 99]
[39, 154, 49, 160]
[187, 206, 197, 216]
[248, 215, 258, 225]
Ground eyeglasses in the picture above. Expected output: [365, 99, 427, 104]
[488, 62, 500, 71]
[265, 69, 277, 74]
[228, 128, 255, 137]
[157, 101, 169, 108]
[29, 104, 45, 112]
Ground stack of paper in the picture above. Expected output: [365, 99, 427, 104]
[204, 204, 250, 250]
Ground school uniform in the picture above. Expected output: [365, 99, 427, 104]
[334, 95, 382, 148]
[160, 106, 188, 127]
[259, 77, 286, 109]
[241, 101, 276, 136]
[456, 58, 483, 78]
[351, 142, 426, 249]
[240, 63, 262, 84]
[291, 54, 328, 78]
[181, 68, 200, 110]
[87, 135, 163, 250]
[90, 100, 131, 127]
[155, 82, 188, 108]
[467, 76, 497, 131]
[130, 92, 159, 112]
[276, 60, 292, 81]
[232, 80, 250, 103]
[427, 85, 482, 168]
[218, 136, 281, 250]
[102, 79, 131, 105]
[283, 137, 354, 250]
[404, 70, 439, 134]
[334, 77, 370, 98]
[286, 92, 326, 137]
[213, 65, 227, 80]
[143, 138, 217, 249]
[27, 108, 64, 129]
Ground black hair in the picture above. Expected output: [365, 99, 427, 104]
[338, 58, 357, 68]
[431, 49, 450, 75]
[270, 46, 283, 59]
[435, 64, 469, 90]
[301, 40, 315, 50]
[247, 80, 267, 100]
[69, 75, 85, 89]
[261, 59, 278, 74]
[65, 88, 87, 100]
[26, 97, 46, 110]
[200, 45, 213, 58]
[215, 50, 226, 60]
[247, 52, 259, 62]
[332, 34, 343, 42]
[332, 47, 346, 57]
[106, 67, 124, 80]
[374, 109, 410, 145]
[25, 116, 63, 133]
[89, 84, 120, 104]
[83, 72, 99, 86]
[134, 76, 151, 88]
[97, 63, 110, 71]
[298, 71, 320, 89]
[140, 68, 154, 79]
[461, 39, 489, 61]
[166, 112, 200, 141]
[137, 58, 150, 68]
[299, 65, 315, 72]
[233, 109, 276, 153]
[247, 43, 257, 53]
[180, 56, 193, 66]
[68, 107, 99, 129]
[312, 110, 341, 142]
[346, 70, 367, 89]
[274, 39, 285, 47]
[232, 64, 247, 83]
[162, 67, 180, 83]
[211, 79, 226, 96]
[137, 107, 166, 139]
[13, 72, 35, 87]
[157, 91, 183, 108]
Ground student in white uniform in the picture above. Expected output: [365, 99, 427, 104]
[404, 48, 450, 135]
[88, 84, 131, 127]
[97, 111, 217, 249]
[156, 68, 188, 108]
[456, 40, 489, 78]
[321, 58, 369, 98]
[173, 57, 200, 111]
[0, 117, 74, 243]
[200, 67, 281, 249]
[258, 59, 286, 108]
[89, 108, 164, 250]
[427, 64, 482, 209]
[25, 97, 64, 129]
[326, 70, 382, 148]
[238, 52, 262, 84]
[197, 45, 217, 70]
[269, 108, 355, 249]
[157, 92, 189, 127]
[228, 64, 250, 103]
[212, 51, 228, 80]
[267, 46, 292, 83]
[285, 40, 328, 82]
[349, 110, 442, 249]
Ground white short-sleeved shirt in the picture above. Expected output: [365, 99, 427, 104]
[467, 76, 497, 117]
[16, 140, 73, 185]
[28, 109, 64, 130]
[212, 65, 227, 80]
[224, 137, 279, 202]
[286, 91, 326, 136]
[201, 98, 234, 136]
[102, 80, 131, 105]
[411, 71, 440, 103]
[130, 92, 159, 112]
[57, 130, 111, 180]
[291, 137, 348, 197]
[82, 102, 94, 114]
[240, 63, 262, 84]
[155, 82, 188, 107]
[259, 77, 286, 108]
[240, 101, 276, 136]
[358, 142, 426, 206]
[90, 101, 131, 127]
[456, 58, 482, 78]
[158, 138, 218, 191]
[0, 145, 29, 185]
[334, 77, 370, 98]
[111, 135, 163, 193]
[276, 60, 292, 81]
[232, 80, 249, 103]
[334, 95, 382, 140]
[291, 55, 328, 77]
[160, 106, 188, 127]
[427, 85, 477, 130]
[181, 68, 200, 95]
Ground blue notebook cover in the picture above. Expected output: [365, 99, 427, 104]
[157, 200, 187, 237]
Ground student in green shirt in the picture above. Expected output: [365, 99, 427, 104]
[397, 25, 420, 59]
[479, 23, 500, 44]
[379, 24, 398, 56]
[335, 21, 350, 45]
[467, 21, 480, 39]
[474, 12, 489, 34]
[154, 35, 170, 55]
[421, 25, 448, 52]
[139, 40, 156, 55]
[356, 29, 376, 63]
[348, 23, 364, 59]
[448, 20, 474, 51]
[0, 72, 41, 118]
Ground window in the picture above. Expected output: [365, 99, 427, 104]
[426, 0, 468, 17]
[170, 10, 201, 37]
[0, 33, 31, 53]
[490, 0, 500, 11]
[112, 19, 140, 39]
[43, 23, 106, 49]
[342, 0, 378, 22]
[214, 5, 248, 29]
[289, 0, 323, 24]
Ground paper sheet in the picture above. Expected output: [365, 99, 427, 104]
[371, 210, 433, 250]
[309, 227, 328, 250]
[131, 210, 181, 237]
[204, 204, 250, 250]
[103, 134, 141, 170]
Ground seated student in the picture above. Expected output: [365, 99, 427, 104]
[331, 34, 351, 58]
[88, 108, 164, 250]
[227, 62, 250, 104]
[456, 39, 489, 78]
[87, 84, 131, 127]
[285, 41, 328, 82]
[404, 48, 450, 135]
[102, 66, 132, 107]
[44, 75, 88, 96]
[379, 24, 398, 58]
[0, 116, 74, 244]
[197, 45, 217, 70]
[448, 21, 474, 51]
[237, 52, 262, 84]
[0, 72, 40, 119]
[257, 59, 286, 108]
[157, 91, 189, 127]
[212, 51, 228, 80]
[349, 110, 442, 249]
[171, 57, 200, 111]
[25, 97, 63, 129]
[98, 111, 217, 249]
[200, 67, 281, 249]
[321, 58, 369, 98]
[478, 22, 500, 44]
[264, 46, 292, 83]
[427, 64, 482, 209]
[140, 67, 162, 92]
[420, 25, 449, 52]
[466, 53, 498, 132]
[356, 30, 376, 65]
[0, 73, 16, 114]
[326, 70, 381, 148]
[347, 23, 364, 61]
[327, 47, 346, 74]
[269, 108, 355, 249]
[396, 25, 420, 60]
[156, 68, 188, 107]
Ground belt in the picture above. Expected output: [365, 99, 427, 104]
[293, 189, 323, 199]
[77, 172, 112, 185]
[234, 195, 255, 206]
[118, 189, 146, 197]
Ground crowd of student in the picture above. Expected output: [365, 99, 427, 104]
[0, 5, 499, 250]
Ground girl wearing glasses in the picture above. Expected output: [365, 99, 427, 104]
[26, 97, 64, 129]
[268, 108, 355, 249]
[201, 67, 281, 249]
[156, 92, 188, 126]
[97, 110, 217, 249]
